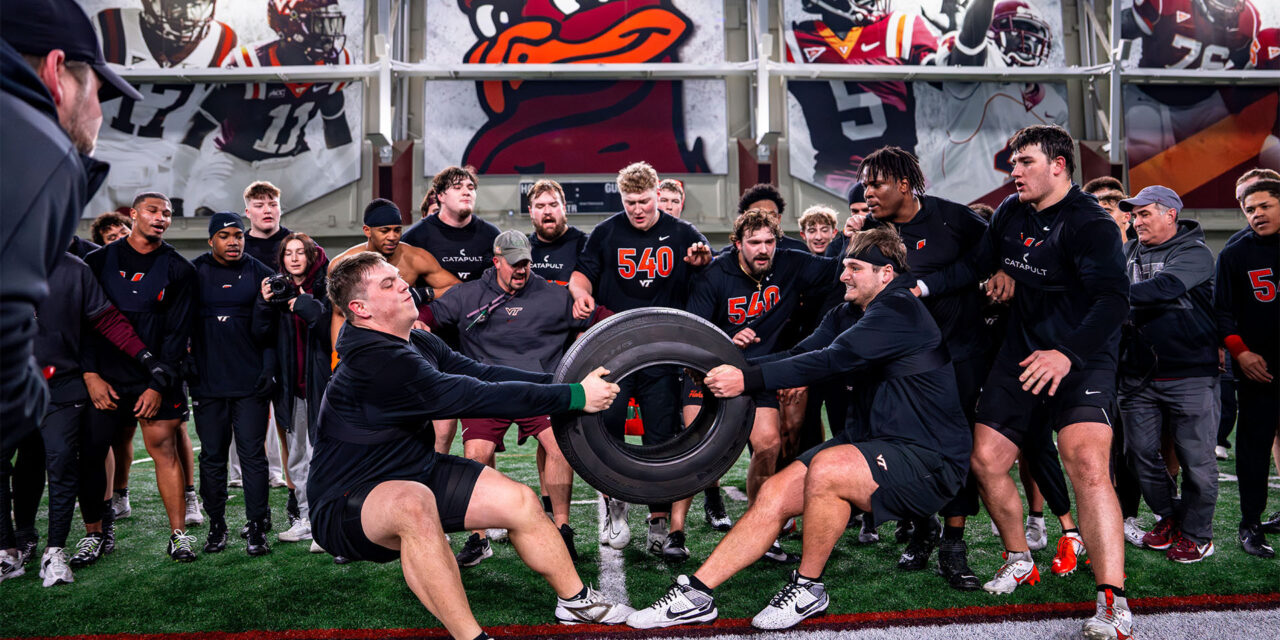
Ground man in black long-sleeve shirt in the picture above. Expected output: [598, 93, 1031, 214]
[1217, 179, 1280, 558]
[308, 252, 633, 635]
[83, 192, 199, 562]
[190, 213, 277, 558]
[922, 126, 1133, 639]
[628, 226, 969, 631]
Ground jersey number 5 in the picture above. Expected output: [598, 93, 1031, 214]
[1248, 268, 1276, 302]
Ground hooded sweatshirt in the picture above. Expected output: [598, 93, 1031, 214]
[1122, 219, 1218, 379]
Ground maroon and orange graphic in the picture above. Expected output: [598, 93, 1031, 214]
[456, 0, 711, 174]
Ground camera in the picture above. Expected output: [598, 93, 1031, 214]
[265, 274, 298, 302]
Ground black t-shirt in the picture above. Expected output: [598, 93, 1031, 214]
[687, 248, 839, 358]
[84, 239, 196, 391]
[401, 215, 501, 282]
[866, 196, 989, 362]
[575, 211, 708, 311]
[244, 226, 290, 271]
[1215, 230, 1280, 365]
[529, 226, 587, 284]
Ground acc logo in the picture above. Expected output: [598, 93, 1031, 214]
[639, 279, 654, 287]
[804, 46, 825, 62]
[505, 307, 523, 316]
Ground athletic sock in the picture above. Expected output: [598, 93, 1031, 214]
[1005, 549, 1032, 563]
[1098, 584, 1128, 608]
[943, 525, 965, 542]
[687, 574, 713, 593]
[795, 571, 823, 584]
[472, 633, 491, 640]
[1064, 527, 1080, 536]
[564, 585, 589, 601]
[1028, 511, 1043, 519]
[185, 484, 195, 494]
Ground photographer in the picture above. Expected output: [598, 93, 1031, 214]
[190, 213, 277, 559]
[263, 232, 331, 545]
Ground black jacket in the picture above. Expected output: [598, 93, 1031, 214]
[271, 251, 332, 432]
[189, 254, 276, 398]
[1, 39, 109, 424]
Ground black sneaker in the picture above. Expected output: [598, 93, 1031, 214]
[662, 530, 690, 563]
[167, 529, 198, 562]
[1240, 523, 1276, 558]
[241, 515, 272, 539]
[898, 516, 941, 571]
[858, 515, 880, 544]
[559, 523, 579, 562]
[246, 520, 272, 556]
[204, 520, 228, 553]
[1261, 511, 1280, 535]
[937, 538, 980, 591]
[333, 555, 351, 565]
[894, 519, 915, 544]
[703, 489, 733, 532]
[455, 533, 492, 567]
[68, 533, 104, 568]
[762, 538, 800, 564]
[101, 513, 116, 555]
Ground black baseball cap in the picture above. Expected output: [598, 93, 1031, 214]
[1, 0, 143, 101]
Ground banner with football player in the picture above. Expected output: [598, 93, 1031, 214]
[783, 0, 1069, 204]
[80, 0, 365, 217]
[1120, 1, 1278, 208]
[421, 1, 728, 176]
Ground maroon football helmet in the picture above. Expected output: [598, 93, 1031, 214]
[801, 0, 887, 27]
[268, 0, 347, 63]
[989, 0, 1052, 67]
[1195, 0, 1246, 26]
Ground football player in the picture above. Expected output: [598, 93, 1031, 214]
[928, 0, 1068, 205]
[89, 0, 238, 217]
[1125, 0, 1259, 70]
[174, 0, 354, 213]
[784, 0, 938, 196]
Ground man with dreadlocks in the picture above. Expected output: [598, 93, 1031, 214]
[628, 225, 970, 631]
[852, 147, 990, 585]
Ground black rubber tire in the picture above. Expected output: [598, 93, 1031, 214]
[552, 308, 755, 504]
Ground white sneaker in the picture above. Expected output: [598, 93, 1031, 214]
[626, 574, 718, 628]
[1082, 589, 1134, 639]
[600, 497, 630, 550]
[1215, 445, 1229, 460]
[228, 477, 243, 488]
[982, 554, 1040, 594]
[555, 585, 635, 625]
[0, 549, 25, 583]
[184, 490, 204, 526]
[1025, 515, 1048, 551]
[1123, 517, 1146, 547]
[751, 571, 829, 630]
[647, 517, 669, 555]
[278, 518, 312, 542]
[270, 475, 288, 488]
[485, 528, 509, 543]
[39, 547, 74, 587]
[111, 492, 131, 518]
[309, 540, 325, 554]
[990, 520, 1000, 536]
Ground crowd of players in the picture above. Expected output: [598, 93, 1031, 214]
[3, 129, 1278, 640]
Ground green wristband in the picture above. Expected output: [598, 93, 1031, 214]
[568, 384, 586, 411]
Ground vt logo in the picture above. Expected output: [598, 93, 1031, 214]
[216, 316, 230, 322]
[639, 279, 654, 287]
[876, 454, 888, 470]
[504, 307, 523, 316]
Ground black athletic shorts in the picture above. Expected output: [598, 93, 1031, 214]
[319, 455, 484, 563]
[975, 355, 1115, 448]
[796, 430, 963, 527]
[92, 383, 190, 425]
[680, 375, 779, 410]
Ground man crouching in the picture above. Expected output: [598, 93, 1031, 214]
[308, 252, 633, 638]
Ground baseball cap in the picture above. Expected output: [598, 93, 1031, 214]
[1, 0, 144, 101]
[493, 230, 531, 265]
[1119, 185, 1182, 212]
[208, 212, 245, 237]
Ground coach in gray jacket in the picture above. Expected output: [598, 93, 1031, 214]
[1118, 185, 1220, 563]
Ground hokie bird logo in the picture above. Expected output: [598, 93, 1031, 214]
[458, 0, 710, 174]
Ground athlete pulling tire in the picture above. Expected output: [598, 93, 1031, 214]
[553, 309, 755, 504]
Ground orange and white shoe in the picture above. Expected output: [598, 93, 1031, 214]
[1082, 588, 1134, 639]
[1051, 532, 1088, 577]
[982, 553, 1039, 594]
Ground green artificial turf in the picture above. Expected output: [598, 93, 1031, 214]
[2, 422, 1277, 637]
